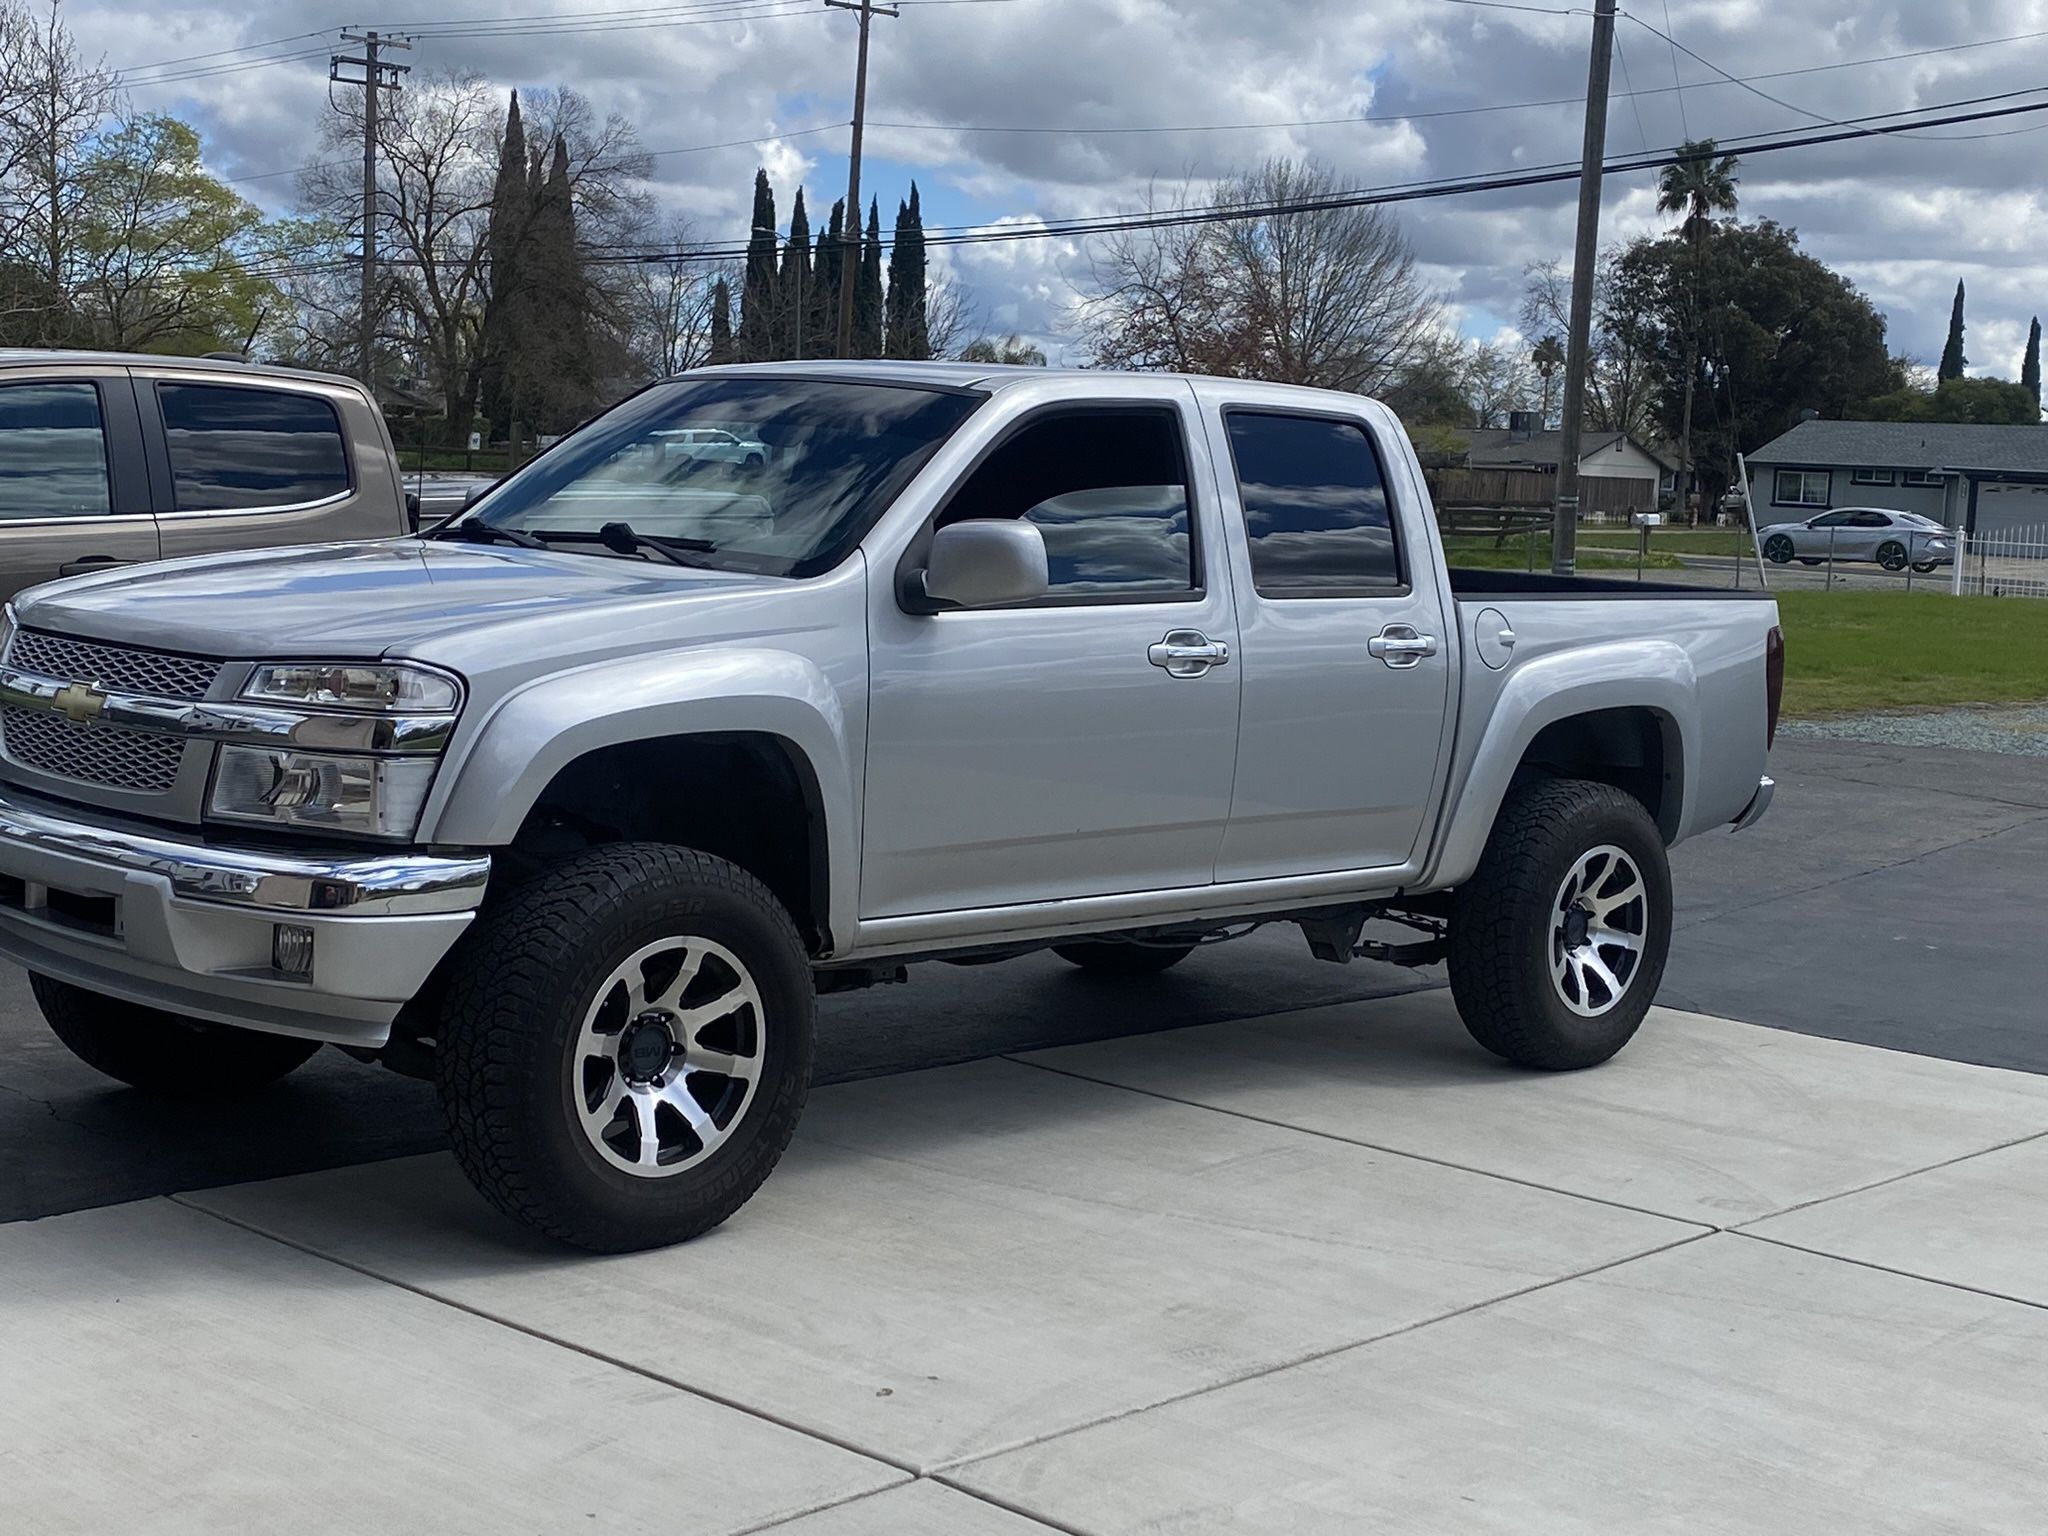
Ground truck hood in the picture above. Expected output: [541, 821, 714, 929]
[11, 539, 801, 665]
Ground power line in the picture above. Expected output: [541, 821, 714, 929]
[118, 29, 335, 75]
[1658, 0, 1689, 139]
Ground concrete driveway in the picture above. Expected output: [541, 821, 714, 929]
[7, 991, 2048, 1534]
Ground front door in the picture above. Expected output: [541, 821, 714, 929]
[861, 395, 1241, 918]
[1199, 396, 1452, 882]
[0, 373, 157, 601]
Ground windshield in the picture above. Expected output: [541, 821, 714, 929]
[458, 376, 983, 576]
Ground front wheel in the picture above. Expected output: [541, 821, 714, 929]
[1764, 534, 1795, 564]
[31, 975, 322, 1097]
[1446, 778, 1671, 1071]
[434, 844, 814, 1252]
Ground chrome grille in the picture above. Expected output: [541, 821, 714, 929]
[0, 706, 183, 792]
[5, 630, 219, 699]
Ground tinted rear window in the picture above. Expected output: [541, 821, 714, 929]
[0, 382, 110, 519]
[159, 384, 351, 512]
[1225, 412, 1401, 595]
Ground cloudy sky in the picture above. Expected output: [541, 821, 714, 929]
[76, 0, 2048, 372]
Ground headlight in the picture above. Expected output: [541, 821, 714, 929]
[242, 662, 461, 714]
[209, 747, 438, 840]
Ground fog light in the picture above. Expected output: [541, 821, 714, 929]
[273, 923, 316, 980]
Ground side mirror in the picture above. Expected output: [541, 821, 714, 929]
[404, 490, 422, 533]
[910, 519, 1049, 611]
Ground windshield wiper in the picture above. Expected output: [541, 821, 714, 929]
[432, 519, 546, 550]
[524, 522, 719, 567]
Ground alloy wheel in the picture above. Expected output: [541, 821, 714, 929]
[573, 935, 765, 1178]
[1549, 845, 1649, 1018]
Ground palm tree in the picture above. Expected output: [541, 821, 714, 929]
[1657, 139, 1739, 517]
[1532, 334, 1566, 425]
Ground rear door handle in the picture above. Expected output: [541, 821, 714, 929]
[1148, 629, 1231, 678]
[1368, 624, 1440, 668]
[58, 556, 135, 578]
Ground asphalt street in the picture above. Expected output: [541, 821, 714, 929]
[3, 735, 2043, 1224]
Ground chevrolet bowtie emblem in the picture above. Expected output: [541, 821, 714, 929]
[52, 681, 109, 724]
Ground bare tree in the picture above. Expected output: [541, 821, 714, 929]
[622, 221, 729, 378]
[295, 74, 654, 434]
[0, 0, 117, 342]
[1074, 160, 1439, 391]
[1462, 339, 1536, 429]
[1522, 253, 1657, 440]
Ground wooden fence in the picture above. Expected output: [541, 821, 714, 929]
[1424, 467, 1659, 517]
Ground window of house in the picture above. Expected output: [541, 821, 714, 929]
[1900, 470, 1942, 488]
[1773, 469, 1830, 507]
[158, 384, 350, 512]
[1851, 467, 1896, 486]
[1224, 411, 1401, 595]
[934, 407, 1195, 599]
[0, 382, 112, 520]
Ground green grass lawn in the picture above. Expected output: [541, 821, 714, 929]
[1440, 533, 1682, 572]
[1577, 526, 1753, 558]
[1773, 590, 2048, 718]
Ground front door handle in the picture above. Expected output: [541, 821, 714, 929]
[1368, 624, 1440, 668]
[59, 555, 135, 578]
[1148, 629, 1231, 678]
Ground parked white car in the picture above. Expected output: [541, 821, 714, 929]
[653, 427, 768, 469]
[1759, 507, 1954, 573]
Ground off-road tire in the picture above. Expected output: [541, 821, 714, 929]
[434, 843, 814, 1252]
[1447, 778, 1671, 1070]
[1053, 939, 1198, 975]
[31, 974, 322, 1096]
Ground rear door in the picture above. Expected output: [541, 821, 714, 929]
[1197, 387, 1453, 882]
[0, 367, 157, 600]
[141, 372, 404, 559]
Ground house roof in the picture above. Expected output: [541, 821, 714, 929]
[1465, 428, 1679, 472]
[1747, 419, 2048, 475]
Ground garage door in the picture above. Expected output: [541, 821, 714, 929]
[1974, 480, 2048, 538]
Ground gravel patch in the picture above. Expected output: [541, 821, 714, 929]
[1781, 703, 2048, 756]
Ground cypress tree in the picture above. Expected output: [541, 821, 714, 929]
[738, 168, 779, 363]
[811, 198, 845, 355]
[1938, 279, 1968, 382]
[884, 184, 930, 359]
[480, 91, 530, 438]
[2024, 317, 2042, 411]
[709, 277, 734, 364]
[855, 198, 884, 358]
[776, 187, 812, 359]
[529, 135, 591, 430]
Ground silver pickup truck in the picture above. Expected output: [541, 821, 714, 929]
[0, 363, 1781, 1250]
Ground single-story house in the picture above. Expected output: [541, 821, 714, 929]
[1745, 420, 2048, 537]
[1465, 428, 1681, 509]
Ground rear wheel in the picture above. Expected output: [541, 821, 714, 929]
[1054, 939, 1198, 975]
[31, 975, 322, 1097]
[1447, 778, 1671, 1070]
[1912, 561, 1939, 574]
[1797, 557, 1822, 566]
[433, 843, 813, 1252]
[1764, 534, 1795, 564]
[1877, 541, 1909, 572]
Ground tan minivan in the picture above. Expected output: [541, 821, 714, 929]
[0, 350, 413, 600]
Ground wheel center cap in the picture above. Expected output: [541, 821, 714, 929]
[1561, 904, 1592, 949]
[620, 1013, 676, 1083]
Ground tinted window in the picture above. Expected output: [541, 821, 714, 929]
[1810, 510, 1855, 527]
[1226, 412, 1399, 595]
[1847, 511, 1891, 528]
[159, 384, 350, 511]
[0, 382, 111, 520]
[938, 409, 1193, 598]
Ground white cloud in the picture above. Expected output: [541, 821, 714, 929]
[75, 0, 2048, 372]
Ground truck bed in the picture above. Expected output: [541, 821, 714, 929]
[1448, 568, 1776, 600]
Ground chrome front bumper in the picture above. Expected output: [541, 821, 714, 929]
[0, 785, 489, 1046]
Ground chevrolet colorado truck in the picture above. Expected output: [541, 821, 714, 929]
[0, 363, 1782, 1251]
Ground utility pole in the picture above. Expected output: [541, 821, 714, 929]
[827, 0, 897, 360]
[1552, 0, 1617, 576]
[332, 30, 411, 390]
